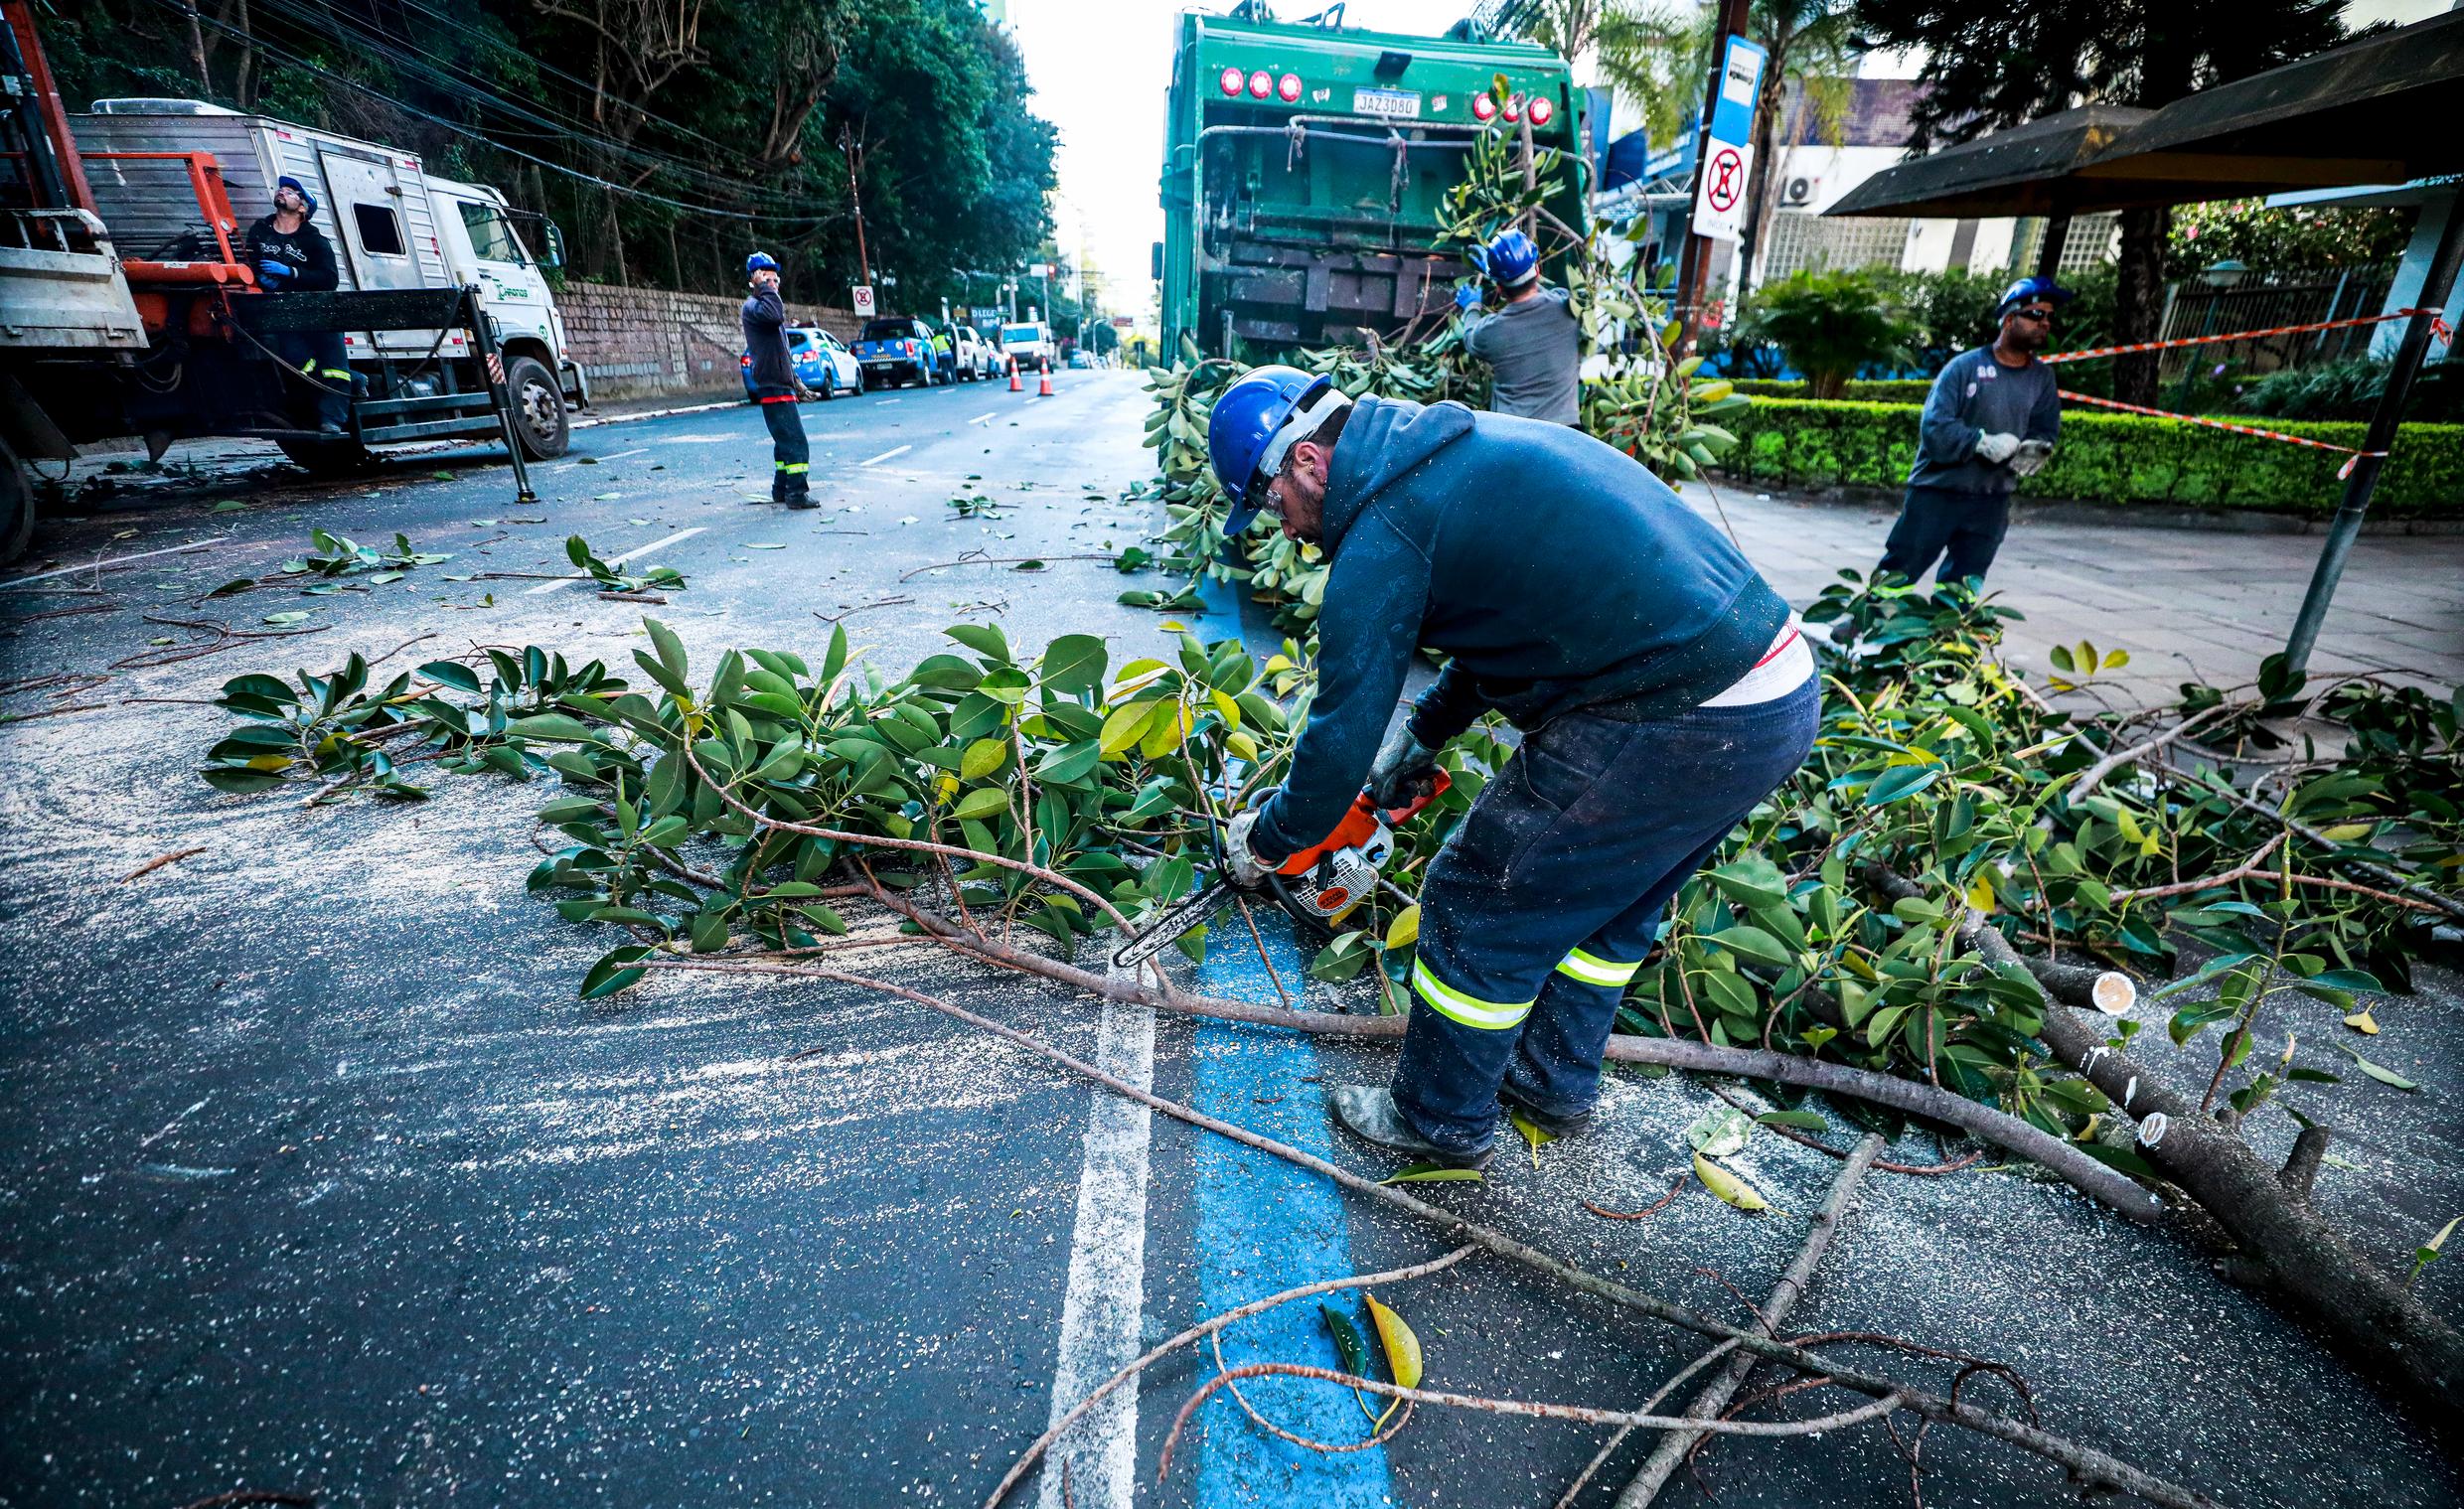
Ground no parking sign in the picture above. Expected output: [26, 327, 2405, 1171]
[851, 284, 875, 317]
[1689, 35, 1766, 242]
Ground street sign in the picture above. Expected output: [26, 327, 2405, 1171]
[1110, 315, 1134, 328]
[1689, 34, 1766, 243]
[851, 284, 875, 316]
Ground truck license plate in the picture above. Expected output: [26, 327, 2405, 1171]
[1353, 86, 1422, 119]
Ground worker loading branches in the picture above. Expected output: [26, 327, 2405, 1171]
[1456, 226, 1581, 425]
[1200, 364, 1818, 1168]
[1878, 275, 2070, 589]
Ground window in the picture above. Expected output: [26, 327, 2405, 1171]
[1002, 324, 1040, 344]
[353, 202, 407, 256]
[456, 201, 527, 265]
[786, 331, 811, 349]
[1757, 210, 1914, 283]
[861, 318, 918, 342]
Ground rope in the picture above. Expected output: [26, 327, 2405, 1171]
[2041, 306, 2451, 365]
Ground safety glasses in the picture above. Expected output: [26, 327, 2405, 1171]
[2012, 306, 2056, 324]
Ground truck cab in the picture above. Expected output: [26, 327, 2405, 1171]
[428, 176, 585, 449]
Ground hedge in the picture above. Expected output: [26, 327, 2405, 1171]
[1718, 397, 2464, 519]
[1728, 377, 1937, 403]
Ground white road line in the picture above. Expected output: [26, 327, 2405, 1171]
[522, 526, 705, 594]
[549, 445, 649, 473]
[1038, 993, 1155, 1509]
[0, 536, 222, 589]
[970, 412, 998, 426]
[858, 444, 912, 467]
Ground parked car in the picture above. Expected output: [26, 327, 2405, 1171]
[949, 323, 999, 380]
[999, 320, 1053, 373]
[741, 326, 863, 401]
[853, 316, 951, 387]
[1067, 350, 1094, 370]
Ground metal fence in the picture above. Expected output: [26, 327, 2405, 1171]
[2155, 270, 2396, 380]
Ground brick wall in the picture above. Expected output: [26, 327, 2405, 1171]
[556, 281, 862, 402]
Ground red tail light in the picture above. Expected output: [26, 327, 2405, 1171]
[1248, 70, 1272, 98]
[1219, 66, 1244, 95]
[1277, 73, 1302, 102]
[1527, 95, 1554, 126]
[1471, 93, 1497, 121]
[1503, 93, 1523, 122]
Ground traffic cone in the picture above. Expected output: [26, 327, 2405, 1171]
[1037, 363, 1054, 397]
[1007, 358, 1022, 392]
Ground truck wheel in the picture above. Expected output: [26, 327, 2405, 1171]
[276, 437, 378, 476]
[506, 355, 570, 460]
[0, 439, 33, 567]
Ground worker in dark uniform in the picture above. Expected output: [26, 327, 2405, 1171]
[740, 251, 816, 509]
[1205, 366, 1818, 1168]
[1458, 227, 1581, 425]
[1878, 275, 2069, 588]
[243, 175, 349, 436]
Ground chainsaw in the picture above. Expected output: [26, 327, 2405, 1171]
[1110, 772, 1450, 973]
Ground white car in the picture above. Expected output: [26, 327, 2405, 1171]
[1000, 320, 1053, 372]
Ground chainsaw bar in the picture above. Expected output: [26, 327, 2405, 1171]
[1110, 877, 1239, 972]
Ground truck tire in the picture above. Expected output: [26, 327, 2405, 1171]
[0, 439, 33, 567]
[276, 437, 378, 476]
[506, 354, 570, 460]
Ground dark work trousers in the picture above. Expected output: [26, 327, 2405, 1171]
[274, 329, 352, 430]
[756, 391, 810, 503]
[1393, 679, 1821, 1158]
[1878, 485, 2010, 588]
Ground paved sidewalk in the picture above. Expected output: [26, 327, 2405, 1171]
[1681, 487, 2464, 703]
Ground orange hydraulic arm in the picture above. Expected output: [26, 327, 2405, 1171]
[3, 0, 94, 214]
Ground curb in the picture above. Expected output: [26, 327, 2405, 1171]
[1705, 480, 2464, 536]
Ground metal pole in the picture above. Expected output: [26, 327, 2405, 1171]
[2034, 212, 2071, 282]
[466, 285, 538, 506]
[2280, 196, 2463, 675]
[1675, 0, 1751, 352]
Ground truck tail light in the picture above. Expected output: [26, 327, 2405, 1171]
[1471, 93, 1497, 121]
[1248, 70, 1272, 98]
[1220, 66, 1244, 95]
[1527, 95, 1554, 126]
[1503, 93, 1523, 122]
[1278, 73, 1302, 102]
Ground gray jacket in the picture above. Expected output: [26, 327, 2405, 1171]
[1907, 346, 2060, 496]
[1463, 286, 1581, 425]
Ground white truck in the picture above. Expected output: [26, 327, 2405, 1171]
[72, 99, 585, 470]
[999, 317, 1054, 373]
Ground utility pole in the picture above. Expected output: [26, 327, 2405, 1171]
[1674, 0, 1752, 353]
[839, 124, 872, 287]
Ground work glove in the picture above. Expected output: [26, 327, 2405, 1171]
[2011, 439, 2055, 478]
[255, 258, 294, 287]
[1454, 284, 1483, 313]
[1366, 721, 1440, 811]
[1223, 810, 1272, 890]
[1973, 431, 2022, 465]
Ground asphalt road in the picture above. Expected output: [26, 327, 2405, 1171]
[2, 373, 2458, 1508]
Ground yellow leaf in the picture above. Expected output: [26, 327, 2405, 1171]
[1226, 729, 1259, 763]
[2076, 1114, 2102, 1142]
[1138, 699, 1190, 760]
[1510, 1108, 1555, 1166]
[1384, 904, 1421, 951]
[1693, 1152, 1770, 1213]
[960, 737, 1008, 781]
[1364, 1291, 1423, 1391]
[1098, 698, 1157, 757]
[1209, 688, 1241, 728]
[2318, 822, 2373, 842]
[1964, 874, 1995, 914]
[1263, 654, 1296, 674]
[2345, 1009, 2380, 1035]
[934, 774, 958, 803]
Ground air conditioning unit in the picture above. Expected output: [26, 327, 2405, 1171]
[1781, 176, 1818, 207]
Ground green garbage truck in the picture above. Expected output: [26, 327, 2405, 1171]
[1155, 3, 1587, 359]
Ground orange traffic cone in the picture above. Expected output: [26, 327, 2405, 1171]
[1007, 358, 1022, 392]
[1037, 362, 1055, 397]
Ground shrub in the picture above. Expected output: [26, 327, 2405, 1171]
[1719, 397, 2464, 518]
[1728, 377, 1935, 403]
[1732, 270, 1912, 398]
[2236, 356, 2464, 424]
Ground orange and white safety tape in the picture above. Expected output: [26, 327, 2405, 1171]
[2053, 388, 2387, 478]
[2041, 306, 2451, 365]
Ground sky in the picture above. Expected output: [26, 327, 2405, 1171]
[1002, 0, 2458, 326]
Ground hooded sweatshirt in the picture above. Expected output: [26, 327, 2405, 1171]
[740, 287, 798, 396]
[1250, 396, 1789, 861]
[242, 208, 339, 292]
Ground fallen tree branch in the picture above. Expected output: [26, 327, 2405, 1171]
[706, 954, 2221, 1509]
[986, 1245, 1478, 1507]
[1615, 1134, 1887, 1507]
[2153, 761, 2464, 926]
[2066, 701, 2245, 801]
[1865, 861, 2464, 1430]
[2110, 833, 2286, 904]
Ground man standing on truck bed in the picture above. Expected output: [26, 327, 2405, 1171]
[1458, 228, 1580, 426]
[244, 175, 349, 436]
[740, 251, 816, 510]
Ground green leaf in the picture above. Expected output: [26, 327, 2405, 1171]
[420, 660, 483, 693]
[579, 944, 652, 1000]
[1379, 1163, 1484, 1184]
[2338, 1044, 2420, 1092]
[1864, 765, 1942, 807]
[1703, 925, 1789, 968]
[1039, 634, 1108, 694]
[1757, 1110, 1829, 1132]
[946, 623, 1011, 662]
[960, 738, 1009, 782]
[951, 787, 1012, 821]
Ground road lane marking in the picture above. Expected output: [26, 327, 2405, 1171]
[1, 536, 222, 589]
[858, 445, 912, 467]
[522, 526, 705, 594]
[548, 445, 649, 473]
[970, 412, 998, 426]
[1037, 991, 1155, 1509]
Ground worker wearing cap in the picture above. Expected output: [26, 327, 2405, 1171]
[1879, 276, 2070, 587]
[1204, 366, 1818, 1169]
[1457, 227, 1580, 425]
[243, 175, 349, 437]
[740, 252, 816, 509]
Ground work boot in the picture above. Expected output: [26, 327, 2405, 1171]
[1327, 1085, 1491, 1170]
[1497, 1081, 1594, 1138]
[317, 420, 345, 437]
[785, 490, 819, 511]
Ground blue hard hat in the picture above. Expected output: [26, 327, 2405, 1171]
[1207, 364, 1330, 533]
[1997, 275, 2076, 319]
[1480, 227, 1541, 287]
[745, 251, 781, 277]
[274, 174, 317, 219]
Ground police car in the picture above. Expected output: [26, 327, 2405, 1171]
[741, 327, 864, 400]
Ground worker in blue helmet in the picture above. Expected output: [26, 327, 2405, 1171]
[243, 175, 351, 437]
[1454, 226, 1580, 424]
[739, 251, 817, 509]
[1878, 274, 2072, 586]
[1203, 364, 1818, 1169]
